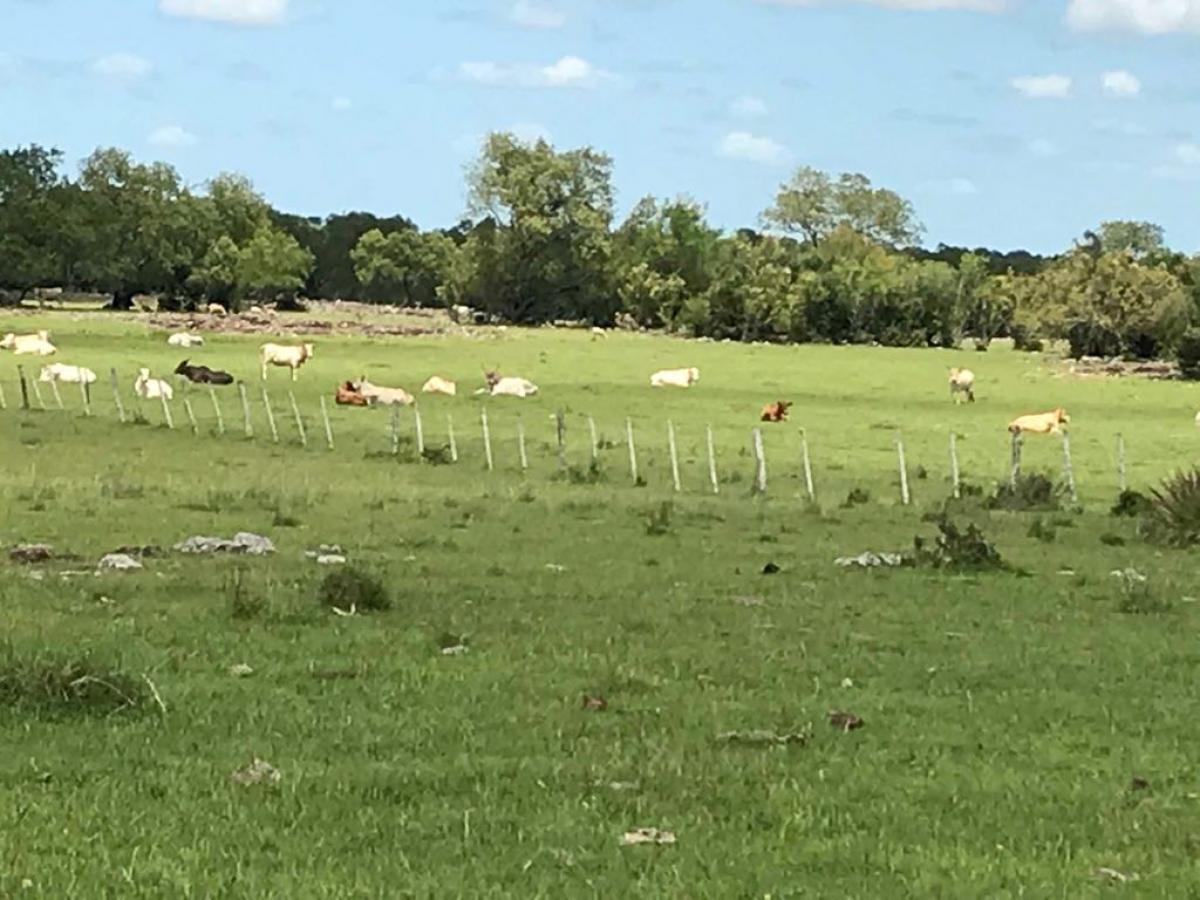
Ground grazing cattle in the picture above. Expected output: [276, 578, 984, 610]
[760, 401, 792, 423]
[650, 367, 700, 388]
[358, 378, 415, 407]
[949, 367, 976, 404]
[335, 380, 369, 407]
[260, 342, 314, 381]
[167, 332, 204, 348]
[174, 360, 234, 385]
[1008, 407, 1069, 435]
[1, 330, 56, 356]
[206, 303, 227, 316]
[484, 371, 539, 398]
[134, 368, 174, 401]
[591, 327, 606, 340]
[38, 363, 97, 385]
[422, 375, 457, 396]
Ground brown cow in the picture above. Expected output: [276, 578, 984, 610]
[760, 401, 792, 423]
[335, 380, 369, 407]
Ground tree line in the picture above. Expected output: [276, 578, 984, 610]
[3, 135, 1199, 363]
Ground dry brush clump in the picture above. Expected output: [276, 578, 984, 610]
[318, 566, 392, 613]
[0, 648, 154, 718]
[987, 472, 1063, 513]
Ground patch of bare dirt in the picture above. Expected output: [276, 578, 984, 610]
[1062, 356, 1179, 380]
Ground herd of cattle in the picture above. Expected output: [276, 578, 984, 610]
[0, 328, 1084, 436]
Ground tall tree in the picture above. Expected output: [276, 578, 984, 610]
[464, 132, 615, 323]
[762, 166, 923, 248]
[0, 145, 65, 301]
[350, 227, 454, 305]
[1095, 220, 1165, 259]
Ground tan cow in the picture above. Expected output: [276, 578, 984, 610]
[949, 367, 975, 404]
[1008, 407, 1069, 435]
[260, 342, 314, 381]
[421, 376, 457, 396]
[358, 377, 415, 406]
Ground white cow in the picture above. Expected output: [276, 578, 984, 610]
[134, 368, 174, 400]
[650, 367, 700, 388]
[421, 376, 457, 397]
[488, 376, 539, 398]
[168, 332, 205, 348]
[949, 367, 976, 404]
[206, 303, 227, 316]
[38, 363, 97, 385]
[260, 343, 314, 381]
[1, 330, 56, 356]
[358, 378, 414, 406]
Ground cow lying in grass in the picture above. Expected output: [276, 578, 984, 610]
[174, 360, 234, 385]
[168, 332, 204, 348]
[1, 330, 56, 356]
[38, 363, 97, 385]
[422, 375, 457, 396]
[335, 381, 369, 407]
[134, 368, 174, 400]
[1009, 407, 1069, 435]
[760, 401, 791, 423]
[358, 378, 415, 406]
[260, 342, 314, 381]
[483, 371, 539, 398]
[650, 367, 700, 388]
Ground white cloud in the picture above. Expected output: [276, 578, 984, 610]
[1176, 143, 1200, 165]
[510, 0, 566, 28]
[1153, 142, 1200, 180]
[458, 55, 608, 88]
[1102, 69, 1141, 97]
[93, 53, 152, 80]
[730, 95, 769, 118]
[1010, 74, 1072, 98]
[1067, 0, 1200, 34]
[159, 0, 287, 26]
[331, 96, 352, 111]
[717, 131, 788, 165]
[949, 177, 979, 194]
[1028, 138, 1060, 157]
[149, 125, 197, 148]
[761, 0, 1006, 9]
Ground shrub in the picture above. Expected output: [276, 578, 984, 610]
[0, 649, 151, 718]
[1142, 468, 1200, 548]
[1027, 517, 1056, 543]
[318, 567, 392, 613]
[1111, 489, 1152, 518]
[1177, 328, 1200, 381]
[987, 472, 1062, 512]
[645, 501, 673, 536]
[913, 515, 1006, 571]
[842, 487, 871, 508]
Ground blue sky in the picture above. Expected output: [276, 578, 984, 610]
[3, 0, 1200, 253]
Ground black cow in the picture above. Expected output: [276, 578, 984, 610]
[174, 359, 234, 385]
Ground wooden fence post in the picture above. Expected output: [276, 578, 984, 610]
[896, 434, 911, 507]
[1116, 433, 1127, 493]
[78, 379, 91, 417]
[555, 411, 567, 472]
[517, 418, 529, 471]
[109, 369, 126, 424]
[261, 388, 279, 444]
[209, 387, 225, 435]
[481, 408, 494, 471]
[447, 414, 458, 463]
[183, 397, 199, 435]
[752, 428, 767, 495]
[587, 416, 599, 466]
[667, 420, 681, 493]
[1062, 431, 1078, 503]
[17, 366, 30, 411]
[319, 396, 334, 450]
[159, 393, 174, 430]
[48, 379, 64, 410]
[1009, 431, 1022, 488]
[800, 427, 815, 503]
[413, 405, 424, 458]
[949, 431, 961, 500]
[706, 424, 719, 495]
[626, 417, 639, 484]
[28, 373, 46, 411]
[238, 383, 253, 438]
[388, 403, 400, 455]
[288, 391, 307, 448]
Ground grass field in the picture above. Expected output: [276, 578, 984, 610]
[2, 311, 1199, 896]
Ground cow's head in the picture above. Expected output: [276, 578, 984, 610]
[303, 343, 315, 359]
[483, 370, 500, 388]
[174, 360, 189, 374]
[689, 367, 700, 383]
[1056, 407, 1070, 423]
[137, 367, 150, 379]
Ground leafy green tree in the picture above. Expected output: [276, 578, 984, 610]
[1096, 220, 1165, 259]
[463, 132, 615, 323]
[235, 228, 313, 301]
[350, 227, 455, 306]
[762, 166, 923, 248]
[0, 145, 65, 301]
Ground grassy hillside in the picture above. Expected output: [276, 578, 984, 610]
[0, 312, 1197, 895]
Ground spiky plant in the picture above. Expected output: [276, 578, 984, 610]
[1143, 468, 1200, 548]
